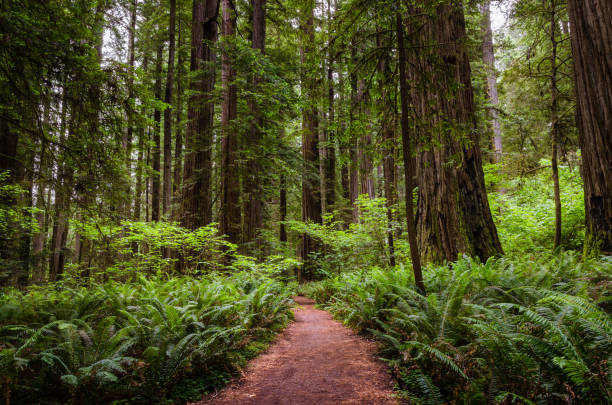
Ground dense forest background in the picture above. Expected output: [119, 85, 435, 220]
[1, 0, 611, 403]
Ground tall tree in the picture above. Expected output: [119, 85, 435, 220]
[243, 0, 267, 247]
[397, 11, 424, 293]
[300, 0, 322, 282]
[219, 0, 241, 243]
[409, 2, 502, 263]
[481, 0, 502, 162]
[163, 0, 177, 216]
[181, 0, 220, 229]
[567, 0, 612, 255]
[152, 42, 164, 222]
[172, 9, 185, 214]
[323, 0, 336, 212]
[549, 0, 562, 248]
[377, 28, 397, 268]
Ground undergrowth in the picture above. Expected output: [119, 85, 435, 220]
[0, 273, 293, 404]
[301, 252, 612, 404]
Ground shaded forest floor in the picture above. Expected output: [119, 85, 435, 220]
[196, 296, 398, 405]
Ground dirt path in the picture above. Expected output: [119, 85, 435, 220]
[197, 296, 398, 405]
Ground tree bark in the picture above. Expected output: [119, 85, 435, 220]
[219, 0, 241, 244]
[324, 0, 336, 212]
[181, 0, 220, 229]
[378, 30, 397, 268]
[172, 16, 184, 215]
[244, 0, 266, 248]
[134, 57, 149, 221]
[480, 1, 502, 162]
[357, 79, 374, 200]
[567, 0, 612, 255]
[280, 173, 287, 242]
[397, 12, 424, 293]
[550, 0, 562, 249]
[152, 42, 164, 222]
[408, 3, 503, 264]
[163, 0, 177, 217]
[300, 0, 322, 282]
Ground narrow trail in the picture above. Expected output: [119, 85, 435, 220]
[198, 296, 398, 405]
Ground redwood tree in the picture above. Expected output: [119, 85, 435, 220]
[162, 0, 177, 216]
[243, 0, 267, 248]
[567, 0, 612, 255]
[409, 2, 502, 263]
[219, 0, 241, 244]
[300, 0, 322, 282]
[181, 0, 219, 229]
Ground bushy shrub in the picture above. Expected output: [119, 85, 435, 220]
[285, 195, 407, 277]
[302, 252, 612, 404]
[487, 160, 585, 253]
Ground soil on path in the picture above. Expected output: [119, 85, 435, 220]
[197, 296, 398, 405]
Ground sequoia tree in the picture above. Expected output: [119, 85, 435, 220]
[300, 0, 322, 282]
[567, 0, 612, 255]
[181, 0, 219, 229]
[219, 0, 241, 244]
[409, 2, 503, 263]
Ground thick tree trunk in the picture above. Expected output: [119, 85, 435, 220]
[397, 12, 424, 293]
[480, 1, 502, 162]
[181, 0, 219, 229]
[173, 20, 184, 214]
[219, 0, 241, 243]
[567, 0, 612, 255]
[300, 0, 322, 282]
[243, 0, 266, 248]
[408, 3, 502, 264]
[152, 43, 164, 222]
[163, 0, 177, 216]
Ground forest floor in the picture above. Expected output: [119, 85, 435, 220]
[196, 296, 399, 405]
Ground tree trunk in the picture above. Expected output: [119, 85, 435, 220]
[124, 0, 137, 214]
[480, 0, 502, 162]
[300, 0, 322, 282]
[357, 80, 374, 200]
[378, 30, 397, 268]
[408, 3, 503, 264]
[172, 13, 184, 215]
[244, 0, 266, 248]
[324, 0, 336, 212]
[134, 57, 149, 221]
[550, 0, 562, 249]
[280, 173, 287, 242]
[567, 0, 612, 256]
[49, 88, 71, 282]
[219, 0, 241, 243]
[397, 12, 424, 293]
[152, 43, 164, 222]
[163, 0, 177, 217]
[181, 0, 219, 229]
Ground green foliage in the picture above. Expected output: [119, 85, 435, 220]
[285, 195, 407, 277]
[302, 252, 612, 404]
[0, 273, 293, 404]
[487, 161, 585, 253]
